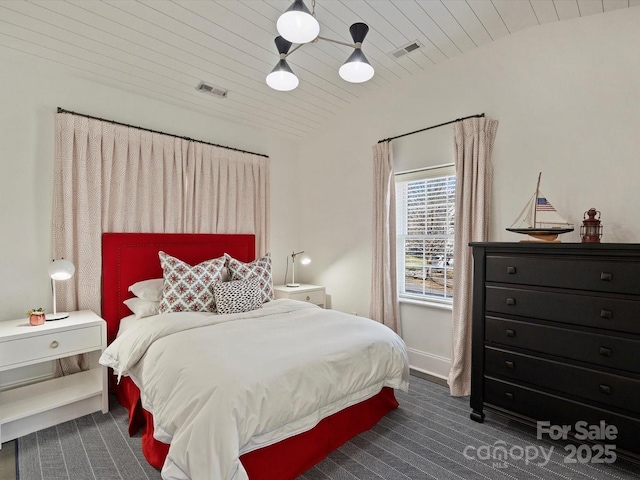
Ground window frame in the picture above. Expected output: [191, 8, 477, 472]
[395, 163, 456, 306]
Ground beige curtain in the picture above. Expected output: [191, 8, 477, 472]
[448, 117, 498, 397]
[370, 142, 401, 335]
[52, 113, 270, 374]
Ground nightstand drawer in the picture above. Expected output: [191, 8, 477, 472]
[289, 289, 325, 305]
[0, 325, 102, 368]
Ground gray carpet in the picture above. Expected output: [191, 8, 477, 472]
[16, 375, 640, 479]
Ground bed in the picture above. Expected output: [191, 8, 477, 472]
[100, 233, 409, 480]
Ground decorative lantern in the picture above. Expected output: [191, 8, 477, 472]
[580, 208, 602, 243]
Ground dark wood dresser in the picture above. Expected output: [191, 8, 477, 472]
[470, 242, 640, 458]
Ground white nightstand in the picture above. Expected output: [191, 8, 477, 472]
[0, 310, 108, 445]
[273, 284, 326, 308]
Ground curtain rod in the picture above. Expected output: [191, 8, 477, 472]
[378, 113, 485, 144]
[56, 108, 269, 158]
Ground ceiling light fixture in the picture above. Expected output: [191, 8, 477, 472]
[267, 0, 374, 91]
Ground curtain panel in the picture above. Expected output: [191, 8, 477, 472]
[448, 117, 498, 397]
[52, 113, 269, 373]
[370, 142, 401, 335]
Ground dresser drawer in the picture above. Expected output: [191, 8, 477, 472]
[486, 286, 640, 335]
[0, 325, 102, 368]
[484, 377, 640, 455]
[288, 289, 325, 305]
[486, 255, 640, 294]
[485, 348, 640, 414]
[485, 317, 640, 374]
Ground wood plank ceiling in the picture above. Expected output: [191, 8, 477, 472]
[1, 0, 637, 138]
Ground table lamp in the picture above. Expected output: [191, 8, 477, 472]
[286, 251, 311, 287]
[46, 259, 75, 321]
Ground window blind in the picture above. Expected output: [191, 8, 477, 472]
[396, 165, 455, 302]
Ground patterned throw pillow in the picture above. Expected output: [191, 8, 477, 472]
[226, 253, 273, 303]
[158, 251, 226, 314]
[213, 278, 263, 315]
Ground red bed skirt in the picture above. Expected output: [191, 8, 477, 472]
[116, 376, 398, 480]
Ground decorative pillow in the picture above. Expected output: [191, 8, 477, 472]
[213, 278, 263, 315]
[123, 297, 160, 319]
[226, 253, 273, 303]
[158, 251, 226, 314]
[128, 278, 164, 302]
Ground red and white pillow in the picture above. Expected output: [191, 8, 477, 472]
[226, 253, 274, 303]
[158, 251, 226, 314]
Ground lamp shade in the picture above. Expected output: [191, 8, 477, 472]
[339, 48, 374, 83]
[277, 0, 320, 44]
[299, 254, 311, 265]
[266, 59, 299, 91]
[48, 259, 75, 280]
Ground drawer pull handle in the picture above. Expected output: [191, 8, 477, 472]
[50, 340, 59, 349]
[506, 298, 516, 306]
[306, 296, 310, 301]
[599, 384, 612, 395]
[505, 361, 515, 369]
[506, 329, 516, 338]
[600, 272, 613, 281]
[507, 266, 516, 274]
[505, 392, 514, 401]
[600, 309, 612, 319]
[599, 347, 612, 357]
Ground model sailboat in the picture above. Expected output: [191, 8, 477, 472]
[506, 172, 574, 241]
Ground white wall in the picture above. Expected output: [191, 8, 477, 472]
[0, 49, 301, 324]
[296, 8, 640, 379]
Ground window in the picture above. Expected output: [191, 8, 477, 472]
[396, 165, 455, 303]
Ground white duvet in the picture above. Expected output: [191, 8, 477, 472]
[100, 299, 409, 480]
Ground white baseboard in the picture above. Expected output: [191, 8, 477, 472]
[407, 348, 451, 382]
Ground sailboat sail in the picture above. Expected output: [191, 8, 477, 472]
[534, 194, 572, 227]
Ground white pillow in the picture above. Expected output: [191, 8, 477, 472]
[128, 278, 164, 302]
[213, 278, 263, 315]
[124, 297, 160, 319]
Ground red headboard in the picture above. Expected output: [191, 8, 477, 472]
[102, 233, 255, 343]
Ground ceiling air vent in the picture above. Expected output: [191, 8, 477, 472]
[196, 82, 228, 98]
[390, 41, 422, 59]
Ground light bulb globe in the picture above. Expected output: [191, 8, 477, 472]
[339, 48, 374, 83]
[299, 254, 311, 265]
[266, 70, 299, 91]
[48, 259, 75, 280]
[277, 9, 320, 44]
